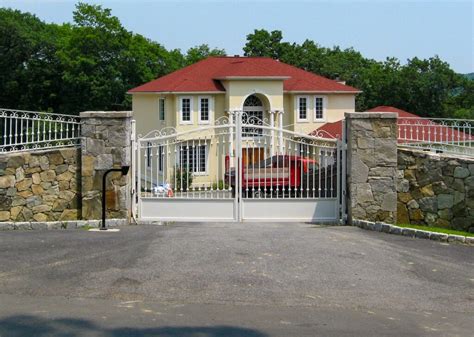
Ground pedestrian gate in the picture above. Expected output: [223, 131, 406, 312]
[132, 111, 346, 222]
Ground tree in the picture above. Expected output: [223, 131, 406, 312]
[185, 44, 226, 65]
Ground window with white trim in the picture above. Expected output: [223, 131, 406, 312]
[297, 96, 308, 121]
[315, 96, 324, 120]
[159, 98, 165, 121]
[180, 97, 192, 123]
[199, 97, 210, 122]
[179, 144, 207, 173]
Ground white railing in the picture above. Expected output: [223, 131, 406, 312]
[397, 117, 474, 156]
[0, 108, 81, 153]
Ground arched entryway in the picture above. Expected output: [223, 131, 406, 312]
[242, 94, 266, 166]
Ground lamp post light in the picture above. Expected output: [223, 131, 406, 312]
[100, 166, 130, 231]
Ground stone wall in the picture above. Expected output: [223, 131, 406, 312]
[398, 148, 474, 232]
[80, 111, 132, 221]
[346, 112, 398, 224]
[0, 148, 80, 222]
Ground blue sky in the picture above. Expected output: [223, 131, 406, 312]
[1, 0, 473, 73]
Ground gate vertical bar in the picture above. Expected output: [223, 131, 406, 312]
[233, 111, 242, 222]
[341, 119, 347, 224]
[137, 137, 142, 220]
[131, 120, 137, 220]
[235, 110, 242, 221]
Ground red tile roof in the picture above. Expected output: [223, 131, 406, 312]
[311, 106, 474, 143]
[128, 57, 360, 93]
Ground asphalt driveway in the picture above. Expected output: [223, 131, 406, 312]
[0, 222, 473, 337]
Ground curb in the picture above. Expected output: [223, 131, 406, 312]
[352, 220, 474, 245]
[0, 219, 129, 231]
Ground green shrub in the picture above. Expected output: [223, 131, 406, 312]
[174, 166, 193, 192]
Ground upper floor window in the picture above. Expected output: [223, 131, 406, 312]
[199, 97, 210, 123]
[159, 98, 165, 121]
[315, 96, 325, 121]
[180, 97, 192, 124]
[297, 96, 308, 121]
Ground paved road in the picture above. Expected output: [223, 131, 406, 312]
[0, 222, 473, 337]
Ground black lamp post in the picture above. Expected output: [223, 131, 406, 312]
[101, 166, 130, 230]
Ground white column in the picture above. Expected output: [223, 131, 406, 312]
[278, 110, 284, 154]
[269, 110, 275, 155]
[227, 110, 234, 160]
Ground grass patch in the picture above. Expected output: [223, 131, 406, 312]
[397, 224, 474, 237]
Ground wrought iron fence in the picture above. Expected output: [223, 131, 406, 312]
[397, 117, 474, 156]
[0, 108, 81, 153]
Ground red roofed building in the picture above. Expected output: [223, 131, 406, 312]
[130, 56, 360, 185]
[312, 106, 474, 145]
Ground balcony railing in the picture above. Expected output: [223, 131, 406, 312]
[0, 108, 81, 153]
[397, 117, 474, 156]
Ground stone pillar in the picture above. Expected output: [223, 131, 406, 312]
[80, 111, 132, 221]
[345, 112, 398, 224]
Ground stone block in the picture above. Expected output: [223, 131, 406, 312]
[0, 211, 10, 221]
[419, 197, 438, 213]
[7, 155, 24, 168]
[437, 194, 454, 210]
[407, 199, 419, 209]
[447, 235, 465, 243]
[414, 230, 430, 239]
[32, 172, 41, 185]
[402, 228, 416, 237]
[397, 202, 409, 224]
[17, 190, 33, 198]
[420, 184, 434, 197]
[59, 209, 79, 221]
[55, 164, 69, 174]
[398, 192, 412, 203]
[397, 179, 409, 193]
[429, 233, 448, 242]
[381, 223, 391, 233]
[33, 213, 48, 222]
[32, 184, 44, 195]
[10, 206, 22, 220]
[15, 167, 25, 182]
[389, 225, 403, 235]
[15, 178, 32, 192]
[453, 166, 470, 179]
[57, 171, 73, 182]
[381, 192, 397, 212]
[409, 208, 424, 221]
[32, 204, 52, 213]
[39, 156, 49, 170]
[40, 170, 56, 182]
[12, 196, 26, 207]
[0, 175, 16, 189]
[95, 154, 113, 170]
[82, 156, 95, 177]
[351, 156, 369, 183]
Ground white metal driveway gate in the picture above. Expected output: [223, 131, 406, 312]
[133, 112, 345, 223]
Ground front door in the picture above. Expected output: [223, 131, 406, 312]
[242, 148, 264, 167]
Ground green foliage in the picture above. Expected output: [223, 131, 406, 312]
[0, 4, 225, 115]
[174, 166, 193, 192]
[396, 224, 474, 237]
[185, 44, 226, 65]
[211, 180, 228, 191]
[0, 5, 472, 119]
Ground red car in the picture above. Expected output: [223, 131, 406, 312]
[226, 155, 333, 198]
